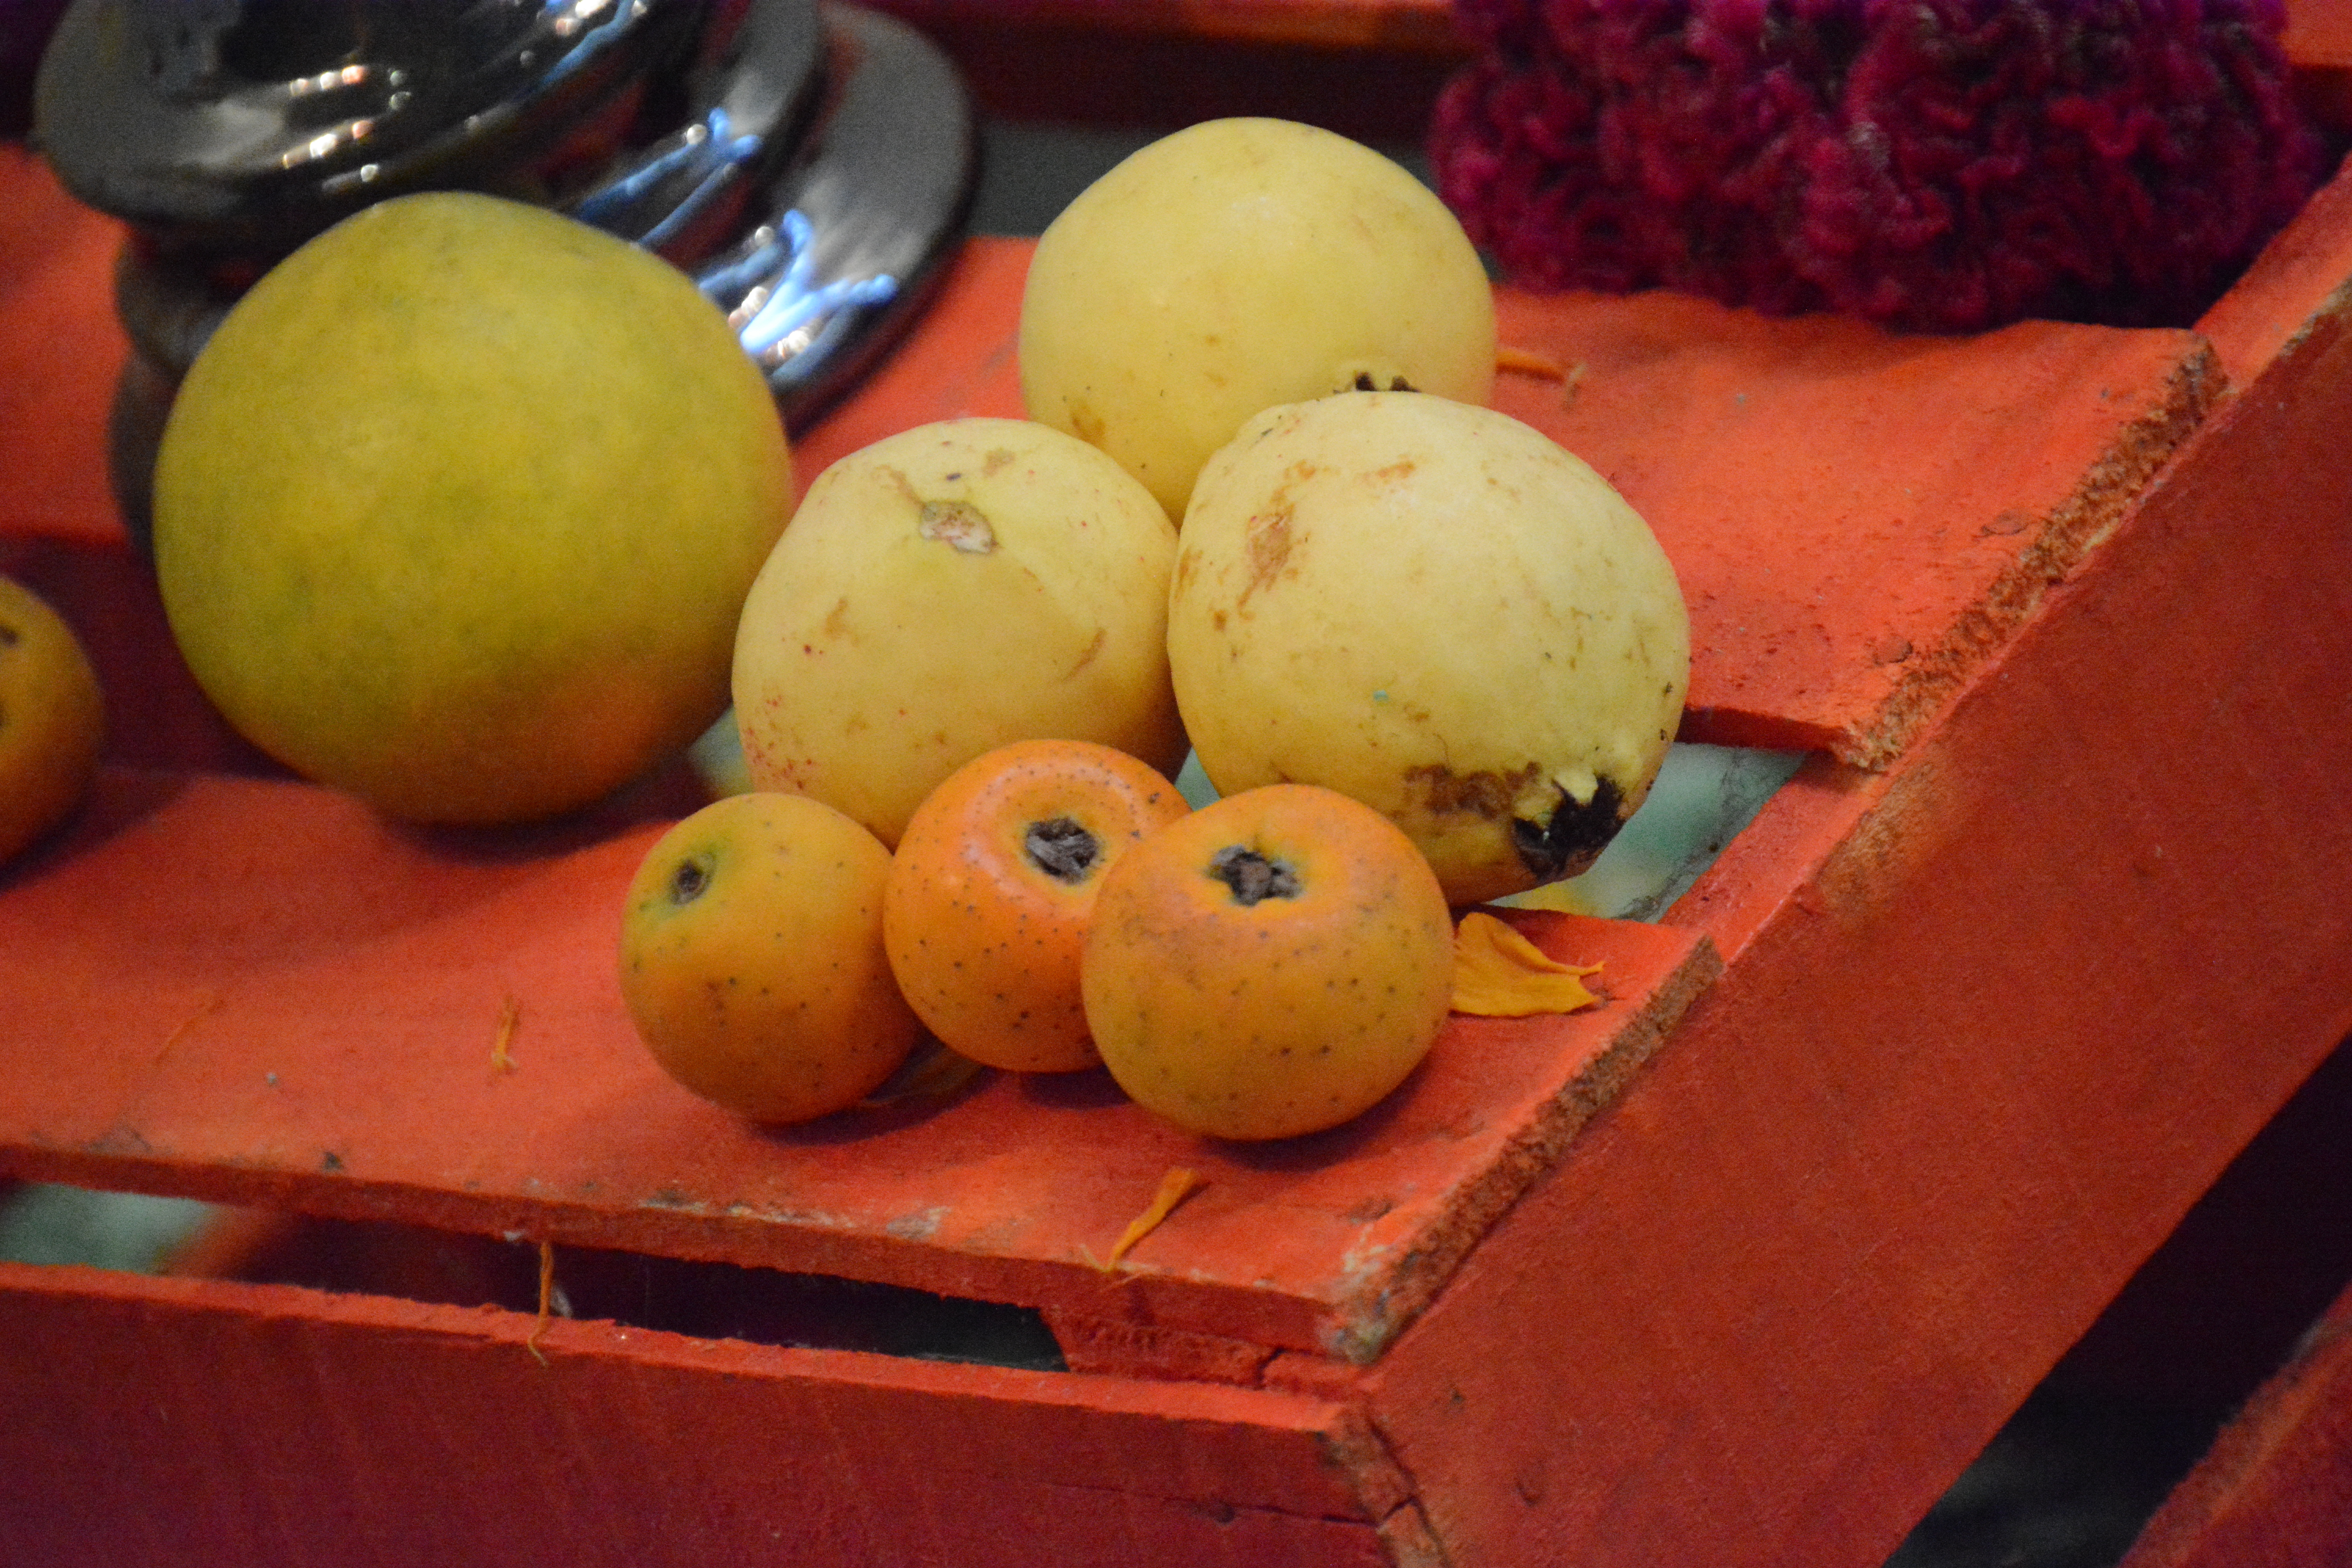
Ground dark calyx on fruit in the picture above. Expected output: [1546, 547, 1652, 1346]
[1210, 845, 1302, 906]
[1512, 775, 1625, 882]
[669, 853, 715, 905]
[1026, 817, 1100, 884]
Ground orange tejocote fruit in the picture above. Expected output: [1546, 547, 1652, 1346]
[1080, 783, 1455, 1141]
[618, 792, 920, 1124]
[885, 739, 1189, 1073]
[0, 575, 105, 866]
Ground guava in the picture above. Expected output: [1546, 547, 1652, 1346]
[1168, 392, 1690, 906]
[152, 191, 793, 826]
[731, 416, 1186, 847]
[1018, 116, 1497, 521]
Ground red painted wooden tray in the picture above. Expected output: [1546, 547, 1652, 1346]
[5, 65, 2352, 1563]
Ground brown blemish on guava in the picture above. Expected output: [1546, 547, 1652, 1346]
[1243, 505, 1296, 604]
[822, 598, 851, 638]
[1063, 626, 1107, 678]
[1371, 459, 1416, 484]
[1238, 460, 1320, 608]
[919, 499, 996, 553]
[1066, 399, 1105, 446]
[1404, 762, 1544, 822]
[983, 447, 1018, 475]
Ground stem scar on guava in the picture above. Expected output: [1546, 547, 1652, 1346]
[1209, 845, 1302, 904]
[1026, 816, 1100, 884]
[918, 499, 996, 553]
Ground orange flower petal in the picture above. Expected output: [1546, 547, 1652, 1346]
[1100, 1167, 1204, 1270]
[1451, 910, 1603, 1017]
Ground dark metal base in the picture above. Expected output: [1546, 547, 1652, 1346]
[44, 0, 975, 551]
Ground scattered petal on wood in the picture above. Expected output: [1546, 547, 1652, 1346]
[1098, 1168, 1204, 1271]
[1497, 343, 1564, 377]
[491, 995, 521, 1074]
[1496, 344, 1585, 405]
[1452, 910, 1603, 1017]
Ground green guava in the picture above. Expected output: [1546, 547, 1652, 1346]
[152, 192, 793, 825]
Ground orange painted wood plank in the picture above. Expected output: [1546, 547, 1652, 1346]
[2120, 1277, 2352, 1568]
[0, 766, 1715, 1363]
[0, 1260, 1424, 1568]
[1490, 297, 2213, 766]
[0, 146, 128, 550]
[877, 0, 2347, 65]
[1359, 250, 2352, 1567]
[2288, 0, 2352, 66]
[2197, 143, 2352, 389]
[866, 0, 1466, 54]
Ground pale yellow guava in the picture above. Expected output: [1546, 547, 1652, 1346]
[731, 417, 1185, 847]
[1019, 117, 1497, 521]
[1168, 392, 1690, 906]
[152, 192, 793, 826]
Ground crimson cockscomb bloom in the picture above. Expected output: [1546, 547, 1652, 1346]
[1430, 0, 2331, 332]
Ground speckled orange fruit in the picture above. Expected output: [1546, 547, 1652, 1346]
[619, 791, 920, 1123]
[1080, 783, 1454, 1140]
[884, 739, 1189, 1072]
[0, 575, 105, 867]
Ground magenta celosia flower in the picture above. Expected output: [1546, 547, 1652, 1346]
[1431, 0, 2333, 331]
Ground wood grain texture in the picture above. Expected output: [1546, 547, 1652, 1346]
[0, 1261, 1416, 1568]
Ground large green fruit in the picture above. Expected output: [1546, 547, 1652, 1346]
[1169, 392, 1690, 907]
[1019, 117, 1497, 522]
[153, 192, 793, 825]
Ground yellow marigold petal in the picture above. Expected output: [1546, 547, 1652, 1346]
[1452, 910, 1603, 1017]
[1100, 1167, 1204, 1270]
